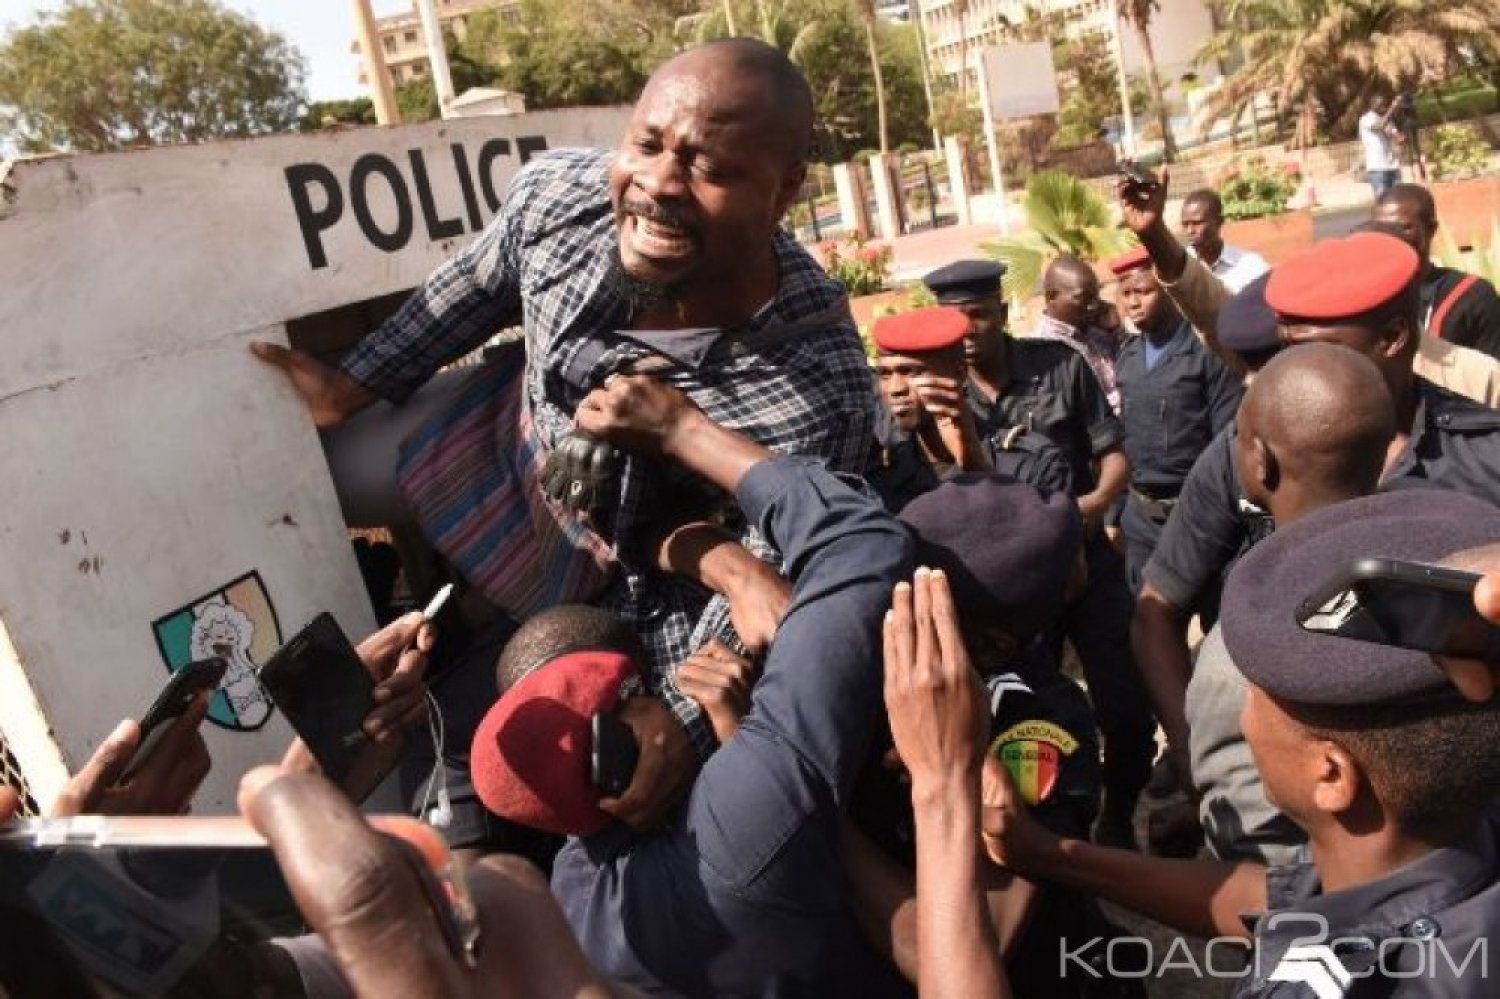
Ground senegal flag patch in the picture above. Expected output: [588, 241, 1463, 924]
[990, 720, 1079, 805]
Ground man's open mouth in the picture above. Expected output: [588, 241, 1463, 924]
[622, 204, 698, 261]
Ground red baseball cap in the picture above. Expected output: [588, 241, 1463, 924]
[872, 306, 970, 355]
[1266, 232, 1419, 321]
[470, 650, 640, 836]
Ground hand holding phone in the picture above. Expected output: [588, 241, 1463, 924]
[1117, 160, 1159, 191]
[125, 658, 226, 781]
[52, 690, 215, 818]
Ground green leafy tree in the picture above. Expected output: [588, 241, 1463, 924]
[680, 0, 820, 65]
[0, 0, 305, 153]
[1198, 0, 1500, 144]
[301, 98, 375, 131]
[983, 171, 1135, 301]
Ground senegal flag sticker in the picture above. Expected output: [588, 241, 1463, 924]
[990, 720, 1079, 806]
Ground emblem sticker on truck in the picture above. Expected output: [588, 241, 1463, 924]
[150, 572, 282, 731]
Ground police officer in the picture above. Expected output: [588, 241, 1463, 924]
[987, 489, 1500, 998]
[867, 305, 1072, 513]
[1110, 247, 1242, 592]
[925, 259, 1154, 849]
[847, 475, 1142, 997]
[1135, 232, 1500, 799]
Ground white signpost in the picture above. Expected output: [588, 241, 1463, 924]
[0, 107, 634, 812]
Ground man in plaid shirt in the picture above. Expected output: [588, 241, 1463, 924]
[254, 39, 874, 824]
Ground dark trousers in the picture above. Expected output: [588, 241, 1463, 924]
[1121, 498, 1166, 596]
[1059, 533, 1157, 822]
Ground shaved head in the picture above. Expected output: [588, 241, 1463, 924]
[646, 38, 815, 166]
[1240, 343, 1394, 500]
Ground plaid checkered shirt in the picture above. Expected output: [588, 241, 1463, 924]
[341, 148, 874, 758]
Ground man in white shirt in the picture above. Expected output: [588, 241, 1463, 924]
[1358, 96, 1402, 197]
[1180, 189, 1269, 293]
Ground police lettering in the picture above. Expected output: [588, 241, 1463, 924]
[283, 137, 550, 270]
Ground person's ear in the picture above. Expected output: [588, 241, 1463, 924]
[1310, 739, 1361, 814]
[1250, 435, 1279, 493]
[773, 161, 807, 220]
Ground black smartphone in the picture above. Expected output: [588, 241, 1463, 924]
[1118, 159, 1160, 191]
[123, 658, 227, 780]
[590, 712, 639, 798]
[256, 613, 376, 787]
[1297, 558, 1500, 660]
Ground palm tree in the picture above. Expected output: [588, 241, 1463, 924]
[982, 171, 1137, 302]
[1117, 0, 1178, 161]
[677, 0, 819, 66]
[851, 0, 891, 154]
[1196, 0, 1500, 145]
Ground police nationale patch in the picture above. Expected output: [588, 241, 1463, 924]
[150, 571, 281, 732]
[990, 720, 1079, 806]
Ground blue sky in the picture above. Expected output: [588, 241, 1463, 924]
[4, 0, 410, 102]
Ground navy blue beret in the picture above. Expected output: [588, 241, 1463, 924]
[1218, 272, 1279, 354]
[1222, 489, 1500, 707]
[898, 474, 1082, 641]
[923, 260, 1006, 305]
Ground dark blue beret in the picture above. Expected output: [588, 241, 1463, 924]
[1218, 272, 1280, 354]
[923, 260, 1006, 305]
[898, 474, 1082, 641]
[1222, 489, 1500, 707]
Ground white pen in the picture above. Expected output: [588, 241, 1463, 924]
[421, 583, 455, 623]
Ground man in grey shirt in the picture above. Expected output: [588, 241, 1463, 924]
[1183, 343, 1394, 864]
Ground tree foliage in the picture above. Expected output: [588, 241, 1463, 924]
[460, 0, 928, 161]
[0, 0, 306, 153]
[984, 171, 1135, 301]
[1198, 0, 1500, 144]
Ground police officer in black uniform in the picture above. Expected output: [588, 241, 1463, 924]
[1136, 232, 1500, 799]
[1109, 247, 1242, 592]
[866, 305, 1073, 512]
[848, 475, 1141, 997]
[924, 259, 1155, 849]
[988, 489, 1500, 998]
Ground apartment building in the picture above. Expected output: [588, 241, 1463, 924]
[917, 0, 1215, 99]
[354, 0, 521, 88]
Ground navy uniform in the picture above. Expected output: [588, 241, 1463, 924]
[1146, 246, 1500, 622]
[864, 304, 1074, 512]
[927, 259, 1155, 849]
[1220, 489, 1500, 997]
[854, 475, 1140, 998]
[1109, 247, 1244, 592]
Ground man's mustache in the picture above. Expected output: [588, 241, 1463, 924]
[622, 198, 698, 235]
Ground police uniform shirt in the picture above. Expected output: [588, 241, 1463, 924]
[1115, 320, 1243, 494]
[867, 402, 1077, 513]
[1239, 810, 1500, 997]
[965, 338, 1125, 494]
[1423, 266, 1500, 360]
[1146, 380, 1500, 612]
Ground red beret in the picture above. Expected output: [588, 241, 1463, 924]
[872, 306, 969, 354]
[1265, 232, 1419, 320]
[470, 650, 640, 836]
[1107, 246, 1151, 276]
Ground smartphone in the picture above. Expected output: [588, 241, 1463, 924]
[590, 712, 639, 798]
[1296, 558, 1500, 660]
[123, 658, 227, 780]
[1118, 160, 1160, 191]
[256, 613, 376, 787]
